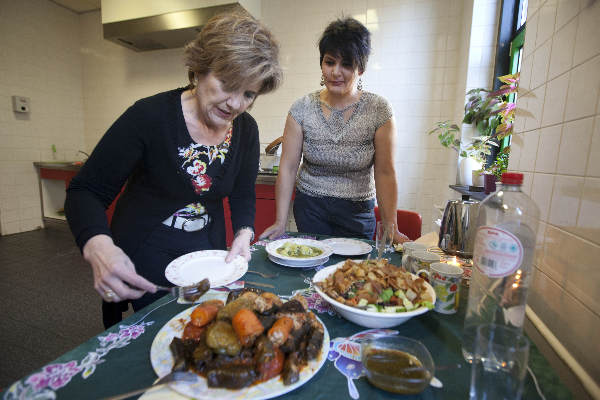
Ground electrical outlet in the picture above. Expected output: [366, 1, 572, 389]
[12, 96, 30, 113]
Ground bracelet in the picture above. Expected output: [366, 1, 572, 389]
[234, 226, 255, 242]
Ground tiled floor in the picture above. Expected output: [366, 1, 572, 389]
[0, 219, 105, 388]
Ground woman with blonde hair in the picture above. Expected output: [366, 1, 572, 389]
[261, 17, 407, 243]
[66, 12, 282, 327]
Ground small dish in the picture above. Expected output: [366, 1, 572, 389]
[320, 238, 372, 256]
[361, 336, 435, 395]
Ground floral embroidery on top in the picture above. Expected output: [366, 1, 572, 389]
[179, 128, 231, 194]
[163, 127, 232, 228]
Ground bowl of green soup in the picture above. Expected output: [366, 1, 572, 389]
[266, 238, 333, 262]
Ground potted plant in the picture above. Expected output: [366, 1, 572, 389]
[428, 73, 520, 186]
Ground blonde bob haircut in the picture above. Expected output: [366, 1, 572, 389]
[184, 12, 282, 95]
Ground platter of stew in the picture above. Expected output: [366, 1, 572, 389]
[150, 291, 330, 399]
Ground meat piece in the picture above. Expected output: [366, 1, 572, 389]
[282, 352, 301, 385]
[254, 292, 283, 313]
[267, 316, 293, 346]
[305, 314, 324, 360]
[192, 339, 213, 370]
[182, 322, 205, 340]
[206, 365, 257, 389]
[169, 337, 198, 371]
[280, 322, 310, 353]
[256, 345, 284, 382]
[226, 287, 264, 303]
[232, 308, 264, 347]
[206, 320, 241, 356]
[291, 293, 308, 311]
[256, 313, 277, 331]
[275, 310, 308, 331]
[278, 299, 306, 314]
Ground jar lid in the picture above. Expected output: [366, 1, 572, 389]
[501, 172, 523, 185]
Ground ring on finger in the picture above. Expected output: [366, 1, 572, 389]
[104, 289, 116, 299]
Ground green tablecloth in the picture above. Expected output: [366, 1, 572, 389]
[2, 235, 572, 400]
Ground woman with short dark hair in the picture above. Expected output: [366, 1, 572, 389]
[260, 17, 408, 243]
[66, 12, 282, 327]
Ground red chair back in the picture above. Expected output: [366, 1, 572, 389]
[373, 206, 422, 241]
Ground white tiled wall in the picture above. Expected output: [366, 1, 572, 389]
[0, 0, 85, 235]
[1, 0, 494, 239]
[510, 0, 600, 384]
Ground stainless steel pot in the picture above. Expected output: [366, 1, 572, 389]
[438, 195, 480, 258]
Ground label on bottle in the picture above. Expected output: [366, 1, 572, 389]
[473, 226, 524, 277]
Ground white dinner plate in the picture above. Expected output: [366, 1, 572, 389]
[165, 250, 247, 287]
[320, 238, 372, 256]
[265, 238, 333, 262]
[267, 253, 329, 268]
[150, 305, 330, 400]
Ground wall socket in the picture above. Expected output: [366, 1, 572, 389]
[12, 95, 30, 113]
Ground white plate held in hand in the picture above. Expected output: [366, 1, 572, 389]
[164, 250, 247, 287]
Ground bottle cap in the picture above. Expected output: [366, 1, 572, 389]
[501, 172, 523, 185]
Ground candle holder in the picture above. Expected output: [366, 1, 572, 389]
[440, 255, 473, 286]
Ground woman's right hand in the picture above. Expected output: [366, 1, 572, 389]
[82, 234, 156, 303]
[259, 222, 286, 240]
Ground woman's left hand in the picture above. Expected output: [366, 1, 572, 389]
[226, 229, 253, 262]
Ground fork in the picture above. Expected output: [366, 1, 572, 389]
[247, 270, 279, 279]
[155, 285, 207, 302]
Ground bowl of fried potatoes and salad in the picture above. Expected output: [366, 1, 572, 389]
[313, 259, 435, 328]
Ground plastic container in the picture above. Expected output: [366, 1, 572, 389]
[462, 172, 540, 362]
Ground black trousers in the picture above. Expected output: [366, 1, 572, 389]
[102, 223, 213, 329]
[293, 191, 376, 240]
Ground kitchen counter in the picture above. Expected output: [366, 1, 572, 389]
[33, 161, 83, 172]
[256, 170, 277, 184]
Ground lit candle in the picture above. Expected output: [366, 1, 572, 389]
[448, 256, 460, 267]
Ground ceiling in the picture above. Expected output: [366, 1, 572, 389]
[51, 0, 100, 14]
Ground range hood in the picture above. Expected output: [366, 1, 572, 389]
[101, 1, 257, 52]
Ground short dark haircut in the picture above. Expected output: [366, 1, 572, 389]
[318, 18, 371, 73]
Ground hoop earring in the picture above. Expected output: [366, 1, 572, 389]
[357, 78, 363, 91]
[320, 75, 325, 86]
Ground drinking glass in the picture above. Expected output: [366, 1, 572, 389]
[375, 221, 395, 259]
[470, 324, 530, 400]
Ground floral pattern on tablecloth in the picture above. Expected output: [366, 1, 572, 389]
[3, 321, 154, 400]
[328, 329, 399, 399]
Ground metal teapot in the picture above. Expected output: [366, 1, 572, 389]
[438, 195, 480, 258]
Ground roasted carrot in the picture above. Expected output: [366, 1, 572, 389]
[267, 316, 294, 346]
[257, 346, 285, 382]
[190, 303, 220, 327]
[232, 308, 264, 347]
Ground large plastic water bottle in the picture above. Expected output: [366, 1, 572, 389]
[462, 172, 540, 362]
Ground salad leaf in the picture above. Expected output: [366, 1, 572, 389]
[379, 288, 394, 303]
